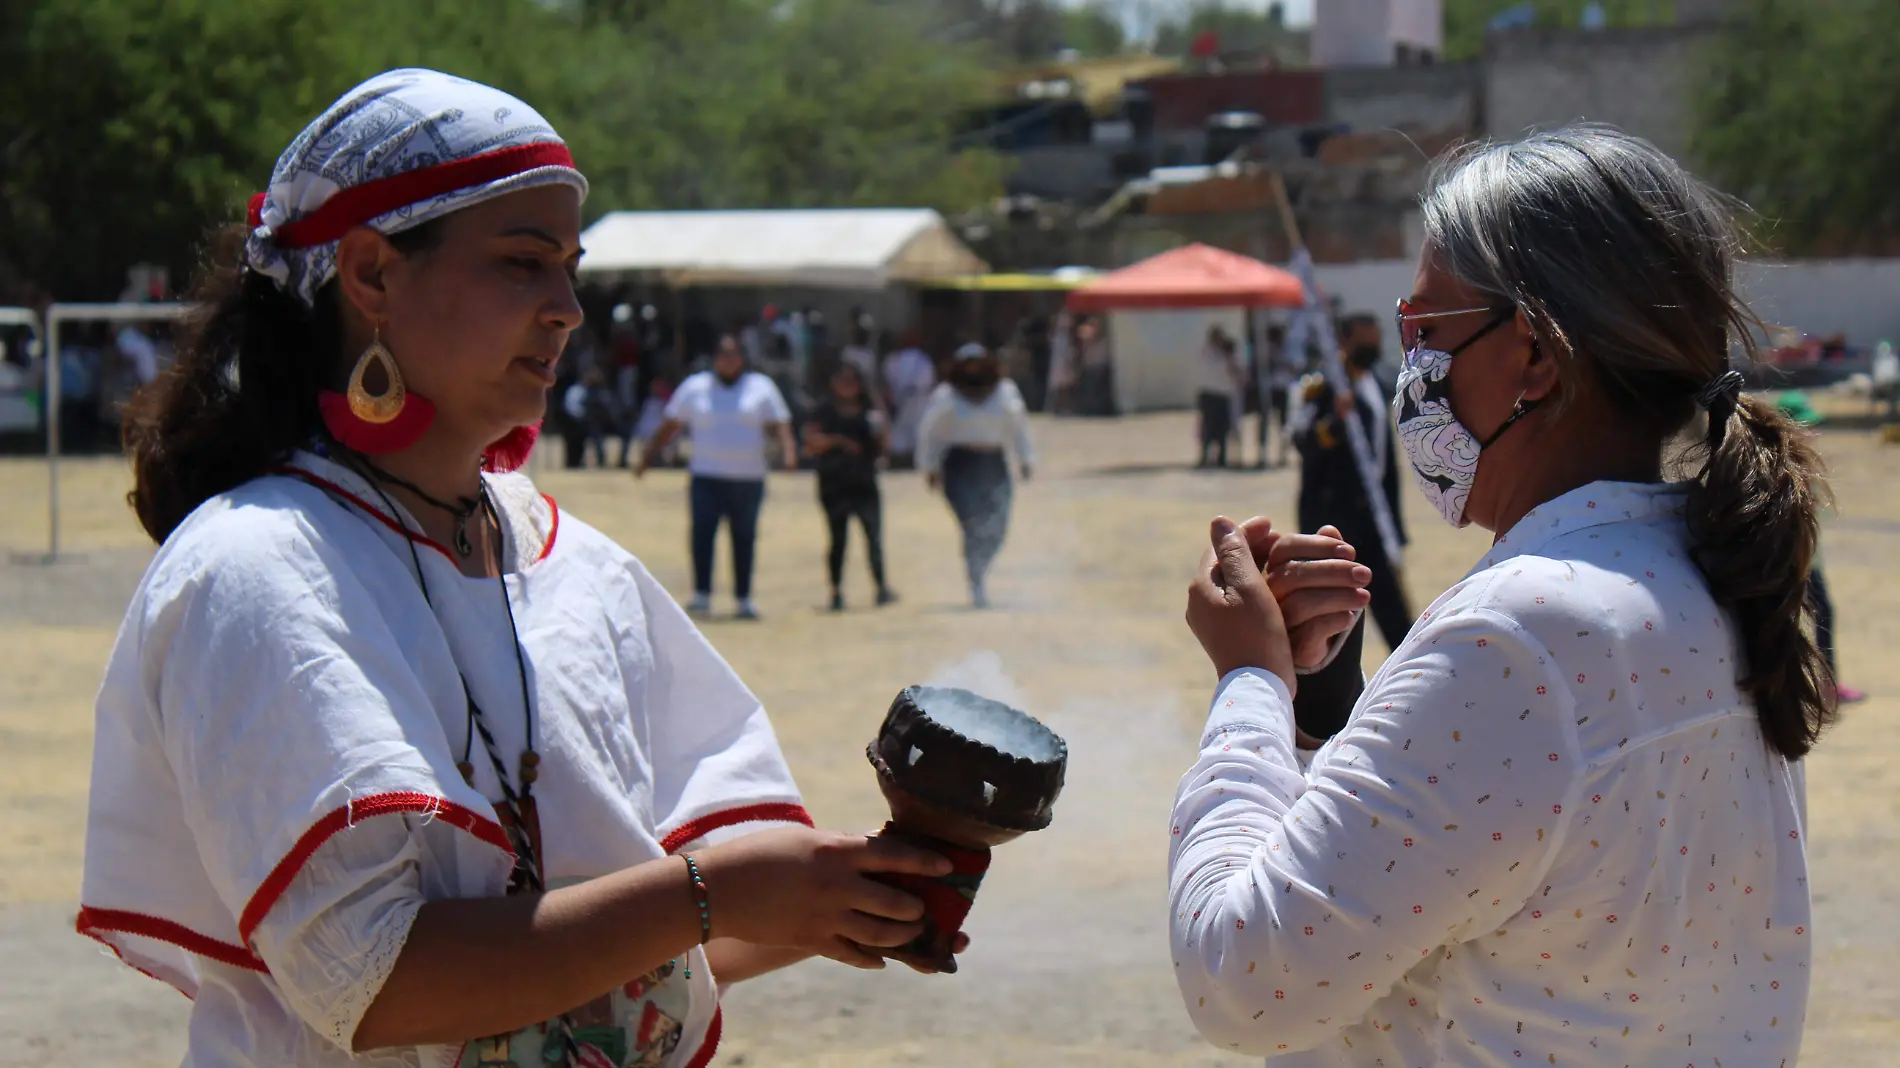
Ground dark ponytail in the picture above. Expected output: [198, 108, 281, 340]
[1684, 393, 1835, 757]
[122, 226, 337, 543]
[123, 220, 441, 544]
[1422, 125, 1835, 761]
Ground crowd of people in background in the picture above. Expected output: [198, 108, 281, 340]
[0, 320, 173, 450]
[1, 276, 1866, 699]
[560, 299, 1042, 615]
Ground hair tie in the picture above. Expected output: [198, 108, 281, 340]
[1695, 370, 1744, 412]
[1696, 369, 1743, 451]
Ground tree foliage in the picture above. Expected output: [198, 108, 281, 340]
[1151, 1, 1305, 64]
[1692, 0, 1900, 250]
[1442, 0, 1676, 61]
[916, 0, 1125, 62]
[1061, 3, 1129, 58]
[0, 0, 1005, 298]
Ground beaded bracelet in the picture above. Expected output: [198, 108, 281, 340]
[682, 853, 712, 978]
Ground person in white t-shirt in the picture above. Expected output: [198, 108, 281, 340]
[1196, 325, 1243, 468]
[116, 324, 164, 385]
[881, 333, 937, 466]
[638, 334, 796, 619]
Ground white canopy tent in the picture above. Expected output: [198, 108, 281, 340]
[576, 208, 987, 288]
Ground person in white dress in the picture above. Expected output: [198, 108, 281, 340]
[915, 343, 1034, 609]
[881, 333, 937, 467]
[838, 318, 885, 413]
[84, 69, 957, 1068]
[1171, 126, 1832, 1066]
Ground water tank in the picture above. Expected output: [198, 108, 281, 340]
[1315, 0, 1443, 68]
[1205, 111, 1266, 164]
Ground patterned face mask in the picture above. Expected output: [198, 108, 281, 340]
[1391, 311, 1536, 527]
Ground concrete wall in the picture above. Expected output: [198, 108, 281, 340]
[1304, 258, 1900, 364]
[1484, 25, 1716, 161]
[1677, 0, 1738, 24]
[1739, 260, 1900, 348]
[1003, 145, 1118, 201]
[1324, 62, 1482, 135]
[1311, 260, 1420, 359]
[1138, 70, 1327, 133]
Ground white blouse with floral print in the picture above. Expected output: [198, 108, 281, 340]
[1169, 481, 1811, 1067]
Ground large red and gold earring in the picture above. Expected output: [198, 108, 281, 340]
[483, 422, 541, 473]
[318, 327, 435, 453]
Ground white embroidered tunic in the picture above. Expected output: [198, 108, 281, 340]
[80, 453, 811, 1068]
[1169, 481, 1811, 1067]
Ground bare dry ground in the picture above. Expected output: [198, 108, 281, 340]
[2, 406, 1896, 1066]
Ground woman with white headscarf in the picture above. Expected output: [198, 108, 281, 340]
[81, 69, 955, 1068]
[916, 343, 1034, 609]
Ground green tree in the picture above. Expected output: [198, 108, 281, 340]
[0, 0, 1004, 299]
[1152, 1, 1306, 65]
[1692, 0, 1900, 250]
[1062, 2, 1128, 57]
[1442, 0, 1675, 61]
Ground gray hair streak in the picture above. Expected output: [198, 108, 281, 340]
[1420, 124, 1758, 430]
[1422, 124, 1837, 761]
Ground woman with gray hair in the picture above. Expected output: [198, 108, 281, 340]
[1171, 126, 1829, 1065]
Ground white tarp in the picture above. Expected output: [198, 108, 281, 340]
[576, 209, 987, 289]
[1106, 307, 1245, 413]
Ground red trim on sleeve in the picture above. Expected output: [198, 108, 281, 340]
[267, 143, 577, 249]
[661, 803, 814, 855]
[537, 494, 560, 562]
[237, 791, 514, 947]
[684, 1007, 723, 1068]
[76, 906, 269, 976]
[271, 467, 459, 563]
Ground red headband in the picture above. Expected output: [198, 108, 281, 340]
[247, 142, 577, 249]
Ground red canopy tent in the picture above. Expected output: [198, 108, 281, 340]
[1065, 243, 1307, 312]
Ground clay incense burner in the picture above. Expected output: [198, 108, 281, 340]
[865, 685, 1067, 973]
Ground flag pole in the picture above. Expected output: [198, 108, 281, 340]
[1268, 171, 1403, 566]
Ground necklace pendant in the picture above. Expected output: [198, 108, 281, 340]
[454, 524, 473, 557]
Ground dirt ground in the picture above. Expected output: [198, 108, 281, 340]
[3, 407, 1897, 1067]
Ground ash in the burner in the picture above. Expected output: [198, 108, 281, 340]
[911, 685, 1063, 764]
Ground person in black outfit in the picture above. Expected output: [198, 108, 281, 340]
[804, 362, 896, 612]
[1292, 313, 1413, 652]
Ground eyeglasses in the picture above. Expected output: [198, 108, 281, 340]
[1395, 299, 1515, 351]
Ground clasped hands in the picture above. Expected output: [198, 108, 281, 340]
[1185, 516, 1373, 691]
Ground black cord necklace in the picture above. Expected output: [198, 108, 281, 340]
[357, 456, 482, 557]
[336, 455, 545, 887]
[310, 448, 596, 1064]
